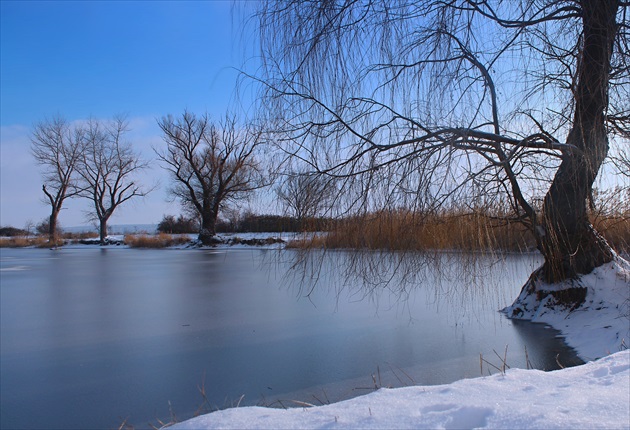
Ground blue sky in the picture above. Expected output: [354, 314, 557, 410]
[1, 0, 260, 228]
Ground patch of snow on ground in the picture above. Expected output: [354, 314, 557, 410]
[504, 256, 630, 361]
[171, 350, 629, 430]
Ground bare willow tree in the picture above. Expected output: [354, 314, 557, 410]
[156, 112, 267, 245]
[257, 1, 629, 289]
[611, 146, 630, 178]
[276, 170, 335, 229]
[78, 116, 149, 244]
[31, 116, 85, 242]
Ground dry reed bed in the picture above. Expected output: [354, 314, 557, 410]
[0, 236, 54, 248]
[124, 233, 192, 248]
[0, 233, 191, 248]
[291, 211, 629, 253]
[0, 230, 100, 248]
[592, 216, 630, 253]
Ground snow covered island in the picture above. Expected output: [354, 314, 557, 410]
[172, 257, 630, 429]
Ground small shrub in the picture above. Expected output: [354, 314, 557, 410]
[35, 219, 53, 236]
[157, 215, 199, 234]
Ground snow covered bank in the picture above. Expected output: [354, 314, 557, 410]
[171, 350, 629, 430]
[504, 256, 630, 361]
[62, 232, 298, 249]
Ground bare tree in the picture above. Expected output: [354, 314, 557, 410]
[156, 111, 267, 245]
[257, 1, 628, 286]
[276, 170, 335, 229]
[31, 116, 84, 242]
[78, 116, 149, 244]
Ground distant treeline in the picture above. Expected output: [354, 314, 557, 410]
[156, 213, 333, 234]
[217, 214, 333, 233]
[0, 227, 30, 237]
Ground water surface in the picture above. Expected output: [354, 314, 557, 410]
[0, 247, 582, 429]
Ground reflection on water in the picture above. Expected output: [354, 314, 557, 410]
[0, 248, 581, 429]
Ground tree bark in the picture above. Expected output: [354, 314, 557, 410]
[99, 218, 109, 245]
[198, 212, 218, 245]
[538, 0, 617, 282]
[48, 210, 59, 243]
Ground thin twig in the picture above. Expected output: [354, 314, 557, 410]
[235, 394, 245, 408]
[287, 399, 316, 408]
[555, 354, 565, 369]
[480, 353, 483, 375]
[524, 345, 532, 370]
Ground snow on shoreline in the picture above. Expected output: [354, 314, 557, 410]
[62, 232, 299, 248]
[170, 255, 629, 430]
[172, 350, 629, 430]
[504, 256, 630, 361]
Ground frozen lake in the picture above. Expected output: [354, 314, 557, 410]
[0, 247, 582, 429]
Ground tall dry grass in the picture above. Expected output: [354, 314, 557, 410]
[124, 233, 192, 248]
[292, 209, 629, 253]
[320, 210, 533, 252]
[0, 237, 61, 248]
[593, 216, 630, 253]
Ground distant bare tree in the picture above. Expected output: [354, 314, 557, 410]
[78, 116, 150, 244]
[31, 116, 84, 242]
[23, 219, 36, 236]
[257, 0, 629, 284]
[276, 170, 335, 229]
[156, 112, 267, 245]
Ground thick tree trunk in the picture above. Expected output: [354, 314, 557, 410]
[99, 218, 109, 245]
[198, 212, 218, 245]
[537, 0, 617, 283]
[48, 210, 59, 243]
